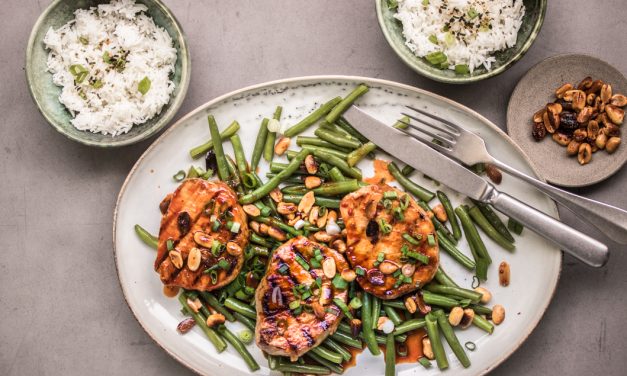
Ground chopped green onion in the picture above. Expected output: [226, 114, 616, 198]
[425, 51, 447, 66]
[378, 219, 392, 234]
[314, 249, 323, 261]
[138, 76, 151, 95]
[402, 233, 422, 245]
[333, 298, 354, 320]
[211, 220, 221, 232]
[393, 207, 404, 221]
[400, 194, 410, 210]
[383, 191, 398, 200]
[173, 170, 186, 182]
[407, 251, 429, 265]
[349, 297, 363, 309]
[238, 329, 254, 344]
[383, 199, 392, 210]
[90, 79, 103, 89]
[209, 270, 218, 284]
[166, 239, 174, 251]
[508, 218, 524, 235]
[218, 259, 230, 270]
[455, 64, 470, 74]
[332, 274, 348, 290]
[103, 51, 111, 63]
[377, 252, 385, 262]
[355, 267, 365, 276]
[465, 341, 476, 351]
[278, 264, 289, 275]
[428, 35, 438, 44]
[310, 258, 321, 268]
[79, 36, 89, 45]
[418, 357, 432, 368]
[427, 234, 436, 246]
[467, 7, 479, 19]
[289, 300, 301, 310]
[387, 0, 398, 10]
[69, 64, 88, 76]
[443, 32, 455, 47]
[422, 0, 429, 5]
[230, 222, 241, 234]
[295, 254, 310, 271]
[211, 240, 221, 256]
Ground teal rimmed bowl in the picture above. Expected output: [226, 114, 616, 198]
[375, 0, 547, 84]
[26, 0, 190, 147]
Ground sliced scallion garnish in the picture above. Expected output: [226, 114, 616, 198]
[138, 76, 151, 95]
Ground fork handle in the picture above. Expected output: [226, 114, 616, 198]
[488, 190, 609, 267]
[492, 160, 627, 244]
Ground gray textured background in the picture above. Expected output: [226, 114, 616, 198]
[1, 0, 626, 375]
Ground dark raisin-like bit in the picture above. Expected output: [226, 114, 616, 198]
[366, 220, 379, 244]
[177, 211, 191, 235]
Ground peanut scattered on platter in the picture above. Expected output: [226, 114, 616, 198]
[531, 76, 625, 165]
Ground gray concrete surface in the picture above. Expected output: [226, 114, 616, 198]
[1, 0, 625, 375]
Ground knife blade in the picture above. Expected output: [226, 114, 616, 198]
[344, 106, 494, 201]
[344, 105, 609, 267]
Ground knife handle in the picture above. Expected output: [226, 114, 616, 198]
[489, 191, 609, 267]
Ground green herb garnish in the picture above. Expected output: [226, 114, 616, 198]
[138, 76, 151, 95]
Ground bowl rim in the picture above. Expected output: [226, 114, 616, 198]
[25, 0, 191, 148]
[374, 0, 548, 84]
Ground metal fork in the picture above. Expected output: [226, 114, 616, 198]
[401, 105, 627, 244]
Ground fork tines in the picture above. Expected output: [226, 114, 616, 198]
[399, 105, 460, 148]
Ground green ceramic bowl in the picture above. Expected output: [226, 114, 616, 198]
[26, 0, 190, 147]
[375, 0, 547, 84]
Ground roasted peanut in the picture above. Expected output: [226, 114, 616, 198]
[586, 92, 596, 106]
[606, 137, 621, 154]
[578, 143, 592, 165]
[186, 298, 203, 313]
[341, 269, 356, 282]
[422, 337, 435, 360]
[556, 83, 574, 98]
[332, 239, 347, 253]
[177, 317, 196, 334]
[543, 111, 556, 134]
[566, 140, 581, 156]
[379, 260, 399, 275]
[169, 250, 183, 269]
[259, 223, 269, 235]
[269, 188, 283, 203]
[193, 231, 213, 248]
[499, 261, 511, 287]
[401, 263, 416, 277]
[304, 155, 318, 174]
[577, 77, 592, 91]
[485, 163, 502, 184]
[304, 176, 322, 189]
[532, 108, 546, 123]
[322, 257, 336, 278]
[312, 301, 326, 320]
[404, 297, 417, 314]
[226, 242, 242, 256]
[277, 202, 298, 215]
[587, 79, 604, 95]
[267, 227, 286, 241]
[610, 94, 627, 107]
[600, 83, 612, 104]
[552, 133, 571, 146]
[298, 191, 315, 214]
[242, 204, 261, 217]
[605, 105, 624, 125]
[459, 308, 475, 329]
[448, 306, 464, 327]
[576, 106, 594, 124]
[587, 120, 599, 141]
[492, 305, 505, 325]
[572, 129, 587, 142]
[595, 132, 608, 150]
[249, 221, 260, 234]
[572, 90, 586, 111]
[474, 287, 492, 304]
[316, 208, 329, 228]
[274, 137, 291, 156]
[432, 204, 448, 222]
[313, 231, 332, 242]
[187, 247, 202, 271]
[206, 313, 226, 328]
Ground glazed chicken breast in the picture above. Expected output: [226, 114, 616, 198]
[255, 236, 349, 361]
[340, 184, 439, 300]
[155, 179, 249, 291]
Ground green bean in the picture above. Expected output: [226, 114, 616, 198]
[199, 292, 235, 322]
[282, 194, 341, 209]
[473, 201, 515, 242]
[470, 304, 492, 316]
[508, 217, 524, 235]
[328, 167, 346, 182]
[267, 355, 279, 370]
[217, 325, 260, 371]
[468, 206, 515, 251]
[330, 331, 363, 349]
[225, 155, 243, 194]
[276, 362, 331, 375]
[178, 293, 227, 352]
[305, 147, 362, 180]
[313, 180, 361, 196]
[472, 314, 494, 334]
[286, 147, 347, 160]
[323, 338, 351, 362]
[325, 84, 369, 124]
[361, 293, 381, 355]
[393, 318, 427, 335]
[456, 206, 492, 264]
[233, 312, 256, 331]
[190, 120, 240, 159]
[240, 150, 310, 204]
[425, 313, 448, 370]
[336, 117, 369, 143]
[230, 134, 248, 176]
[388, 162, 435, 202]
[254, 216, 302, 236]
[284, 97, 342, 137]
[311, 346, 343, 364]
[134, 224, 158, 249]
[393, 115, 410, 130]
[385, 333, 395, 376]
[314, 128, 362, 150]
[383, 305, 403, 326]
[437, 230, 475, 270]
[422, 291, 461, 308]
[296, 136, 352, 153]
[265, 174, 306, 185]
[306, 352, 344, 374]
[347, 142, 377, 167]
[381, 300, 406, 310]
[437, 191, 462, 240]
[418, 201, 456, 244]
[250, 232, 274, 247]
[401, 165, 415, 176]
[434, 310, 470, 368]
[373, 332, 407, 344]
[206, 115, 230, 181]
[434, 267, 460, 288]
[263, 106, 282, 162]
[224, 297, 256, 320]
[252, 172, 279, 215]
[251, 118, 269, 171]
[371, 296, 382, 330]
[424, 284, 482, 303]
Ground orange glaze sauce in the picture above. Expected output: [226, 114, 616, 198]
[364, 159, 396, 185]
[342, 345, 365, 370]
[396, 329, 426, 364]
[163, 285, 180, 298]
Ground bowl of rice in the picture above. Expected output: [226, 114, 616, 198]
[26, 0, 190, 147]
[376, 0, 547, 84]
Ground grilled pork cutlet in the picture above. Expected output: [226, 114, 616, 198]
[340, 184, 439, 299]
[255, 236, 350, 361]
[155, 179, 249, 291]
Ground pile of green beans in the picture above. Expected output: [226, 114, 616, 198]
[388, 162, 435, 202]
[189, 120, 240, 159]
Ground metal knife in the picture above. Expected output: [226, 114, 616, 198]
[344, 106, 609, 267]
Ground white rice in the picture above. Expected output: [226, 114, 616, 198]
[43, 0, 177, 136]
[394, 0, 525, 72]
